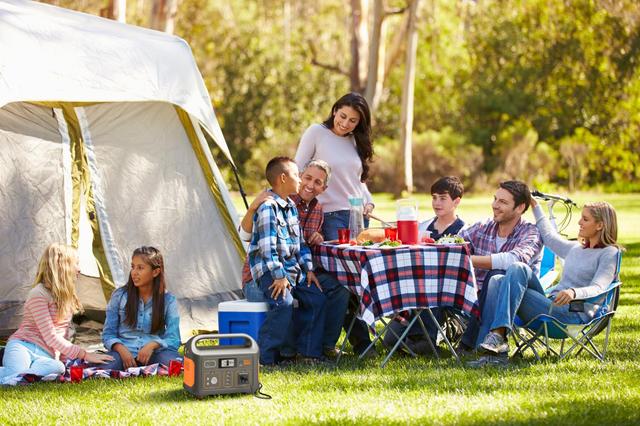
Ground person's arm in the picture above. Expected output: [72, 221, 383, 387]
[490, 224, 543, 270]
[573, 248, 620, 300]
[138, 295, 181, 364]
[27, 296, 85, 360]
[239, 190, 273, 240]
[361, 182, 375, 216]
[156, 295, 181, 351]
[532, 204, 575, 259]
[255, 203, 287, 281]
[102, 290, 124, 351]
[294, 125, 317, 169]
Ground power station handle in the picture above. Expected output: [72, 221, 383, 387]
[188, 333, 256, 352]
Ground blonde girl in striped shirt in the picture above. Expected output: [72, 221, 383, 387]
[1, 243, 112, 382]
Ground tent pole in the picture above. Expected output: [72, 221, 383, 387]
[232, 165, 249, 209]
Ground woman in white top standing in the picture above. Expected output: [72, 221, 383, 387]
[295, 92, 375, 241]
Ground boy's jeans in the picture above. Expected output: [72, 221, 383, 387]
[0, 339, 65, 381]
[246, 273, 328, 362]
[247, 275, 294, 365]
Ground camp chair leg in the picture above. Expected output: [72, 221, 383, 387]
[602, 319, 613, 360]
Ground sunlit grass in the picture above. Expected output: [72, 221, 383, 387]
[1, 193, 638, 425]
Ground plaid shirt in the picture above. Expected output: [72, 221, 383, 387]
[459, 218, 542, 289]
[242, 194, 323, 287]
[246, 192, 314, 286]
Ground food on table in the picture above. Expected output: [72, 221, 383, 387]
[361, 240, 375, 246]
[356, 228, 386, 244]
[436, 234, 466, 245]
[421, 236, 436, 244]
[378, 239, 402, 247]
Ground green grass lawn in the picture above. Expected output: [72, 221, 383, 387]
[1, 193, 638, 425]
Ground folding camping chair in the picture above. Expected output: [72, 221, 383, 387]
[512, 251, 622, 362]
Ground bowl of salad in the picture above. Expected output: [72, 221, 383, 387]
[436, 234, 467, 245]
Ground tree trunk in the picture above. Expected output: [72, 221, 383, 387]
[364, 0, 386, 113]
[150, 0, 179, 33]
[350, 0, 370, 93]
[101, 0, 127, 22]
[400, 0, 420, 193]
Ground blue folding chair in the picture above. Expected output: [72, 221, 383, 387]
[512, 251, 622, 362]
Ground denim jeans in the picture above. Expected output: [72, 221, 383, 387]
[322, 210, 372, 352]
[477, 262, 584, 344]
[316, 272, 351, 350]
[292, 279, 327, 358]
[321, 210, 370, 241]
[0, 339, 65, 381]
[460, 269, 505, 349]
[98, 348, 181, 370]
[250, 274, 295, 365]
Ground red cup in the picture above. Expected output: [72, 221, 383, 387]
[70, 365, 83, 383]
[384, 227, 397, 241]
[168, 359, 182, 377]
[337, 228, 350, 244]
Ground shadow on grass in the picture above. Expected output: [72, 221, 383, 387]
[147, 387, 257, 402]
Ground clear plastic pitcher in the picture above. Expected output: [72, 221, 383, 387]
[396, 199, 418, 244]
[348, 196, 364, 241]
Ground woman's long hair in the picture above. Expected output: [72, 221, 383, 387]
[34, 243, 83, 321]
[584, 201, 620, 249]
[322, 92, 373, 181]
[124, 246, 166, 334]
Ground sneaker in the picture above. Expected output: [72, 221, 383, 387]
[296, 355, 328, 366]
[479, 332, 509, 355]
[466, 354, 509, 368]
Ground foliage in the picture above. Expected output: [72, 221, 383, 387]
[459, 0, 640, 188]
[39, 0, 640, 192]
[369, 127, 483, 195]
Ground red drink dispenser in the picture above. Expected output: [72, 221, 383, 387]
[396, 199, 418, 245]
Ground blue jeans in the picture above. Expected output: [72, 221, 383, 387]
[98, 348, 181, 370]
[249, 274, 295, 365]
[0, 339, 65, 380]
[323, 210, 373, 352]
[477, 263, 584, 344]
[292, 279, 327, 358]
[316, 272, 351, 350]
[460, 269, 505, 349]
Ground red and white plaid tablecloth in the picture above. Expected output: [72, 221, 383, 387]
[313, 243, 480, 325]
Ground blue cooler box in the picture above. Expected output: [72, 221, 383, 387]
[218, 300, 269, 345]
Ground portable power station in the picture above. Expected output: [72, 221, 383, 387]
[183, 333, 260, 397]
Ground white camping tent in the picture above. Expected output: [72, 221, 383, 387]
[0, 0, 244, 337]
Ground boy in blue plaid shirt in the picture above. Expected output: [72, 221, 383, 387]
[247, 156, 324, 365]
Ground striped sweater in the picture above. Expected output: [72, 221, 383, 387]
[9, 284, 86, 361]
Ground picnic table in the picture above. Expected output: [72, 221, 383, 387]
[313, 242, 480, 365]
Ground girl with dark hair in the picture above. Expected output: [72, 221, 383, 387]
[100, 246, 181, 370]
[295, 92, 375, 240]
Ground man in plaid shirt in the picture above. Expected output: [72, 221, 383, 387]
[240, 158, 350, 364]
[457, 180, 543, 353]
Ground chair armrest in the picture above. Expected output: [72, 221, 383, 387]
[576, 280, 621, 303]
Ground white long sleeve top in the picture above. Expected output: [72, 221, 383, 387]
[295, 124, 373, 213]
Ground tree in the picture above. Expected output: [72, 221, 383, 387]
[400, 0, 420, 193]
